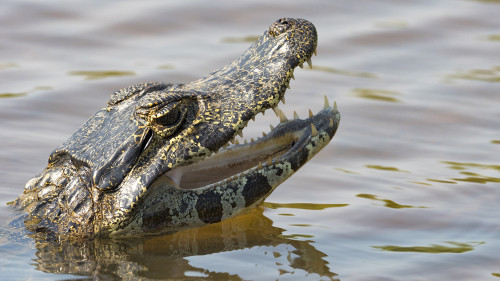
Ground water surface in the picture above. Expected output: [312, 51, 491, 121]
[1, 0, 499, 280]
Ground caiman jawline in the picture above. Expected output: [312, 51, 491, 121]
[163, 98, 338, 190]
[159, 44, 321, 191]
[164, 126, 300, 190]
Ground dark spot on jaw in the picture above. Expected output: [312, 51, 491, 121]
[241, 173, 273, 207]
[275, 167, 283, 177]
[141, 208, 173, 233]
[195, 193, 223, 224]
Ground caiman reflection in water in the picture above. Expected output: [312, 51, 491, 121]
[32, 207, 338, 280]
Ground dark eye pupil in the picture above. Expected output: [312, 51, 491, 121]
[156, 107, 180, 126]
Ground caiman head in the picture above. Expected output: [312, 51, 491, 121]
[12, 18, 340, 238]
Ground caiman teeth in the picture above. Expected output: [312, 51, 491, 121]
[204, 97, 338, 190]
[272, 106, 279, 116]
[307, 58, 313, 69]
[310, 123, 318, 137]
[277, 109, 288, 123]
[324, 95, 330, 108]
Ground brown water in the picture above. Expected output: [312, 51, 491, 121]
[1, 0, 499, 280]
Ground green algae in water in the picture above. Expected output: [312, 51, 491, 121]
[0, 86, 52, 99]
[68, 70, 135, 80]
[427, 178, 457, 184]
[356, 193, 426, 209]
[0, 92, 27, 98]
[365, 165, 408, 173]
[311, 65, 377, 78]
[373, 241, 485, 254]
[441, 161, 500, 184]
[0, 62, 19, 70]
[447, 66, 500, 83]
[351, 88, 402, 102]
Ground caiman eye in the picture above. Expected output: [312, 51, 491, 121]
[156, 107, 180, 126]
[150, 101, 187, 137]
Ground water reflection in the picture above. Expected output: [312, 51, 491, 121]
[30, 207, 338, 280]
[427, 178, 457, 184]
[68, 70, 136, 80]
[373, 21, 409, 29]
[0, 86, 52, 99]
[221, 36, 260, 44]
[351, 88, 401, 102]
[365, 165, 408, 173]
[356, 193, 426, 209]
[486, 35, 500, 41]
[471, 0, 500, 4]
[446, 66, 500, 83]
[0, 92, 27, 98]
[442, 161, 500, 184]
[263, 202, 348, 210]
[372, 241, 484, 254]
[311, 65, 377, 79]
[157, 64, 175, 70]
[0, 62, 19, 69]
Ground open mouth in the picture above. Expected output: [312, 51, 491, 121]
[151, 51, 341, 191]
[162, 97, 339, 190]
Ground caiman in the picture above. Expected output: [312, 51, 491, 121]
[11, 18, 340, 238]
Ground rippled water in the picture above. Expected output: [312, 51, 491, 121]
[1, 0, 499, 280]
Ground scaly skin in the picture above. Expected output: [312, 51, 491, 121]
[11, 18, 340, 238]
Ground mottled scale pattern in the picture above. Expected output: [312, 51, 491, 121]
[12, 18, 341, 239]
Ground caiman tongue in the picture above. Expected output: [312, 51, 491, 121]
[49, 105, 149, 191]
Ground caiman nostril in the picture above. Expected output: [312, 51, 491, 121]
[269, 18, 291, 37]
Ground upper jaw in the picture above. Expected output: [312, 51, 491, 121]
[108, 17, 320, 212]
[118, 21, 319, 193]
